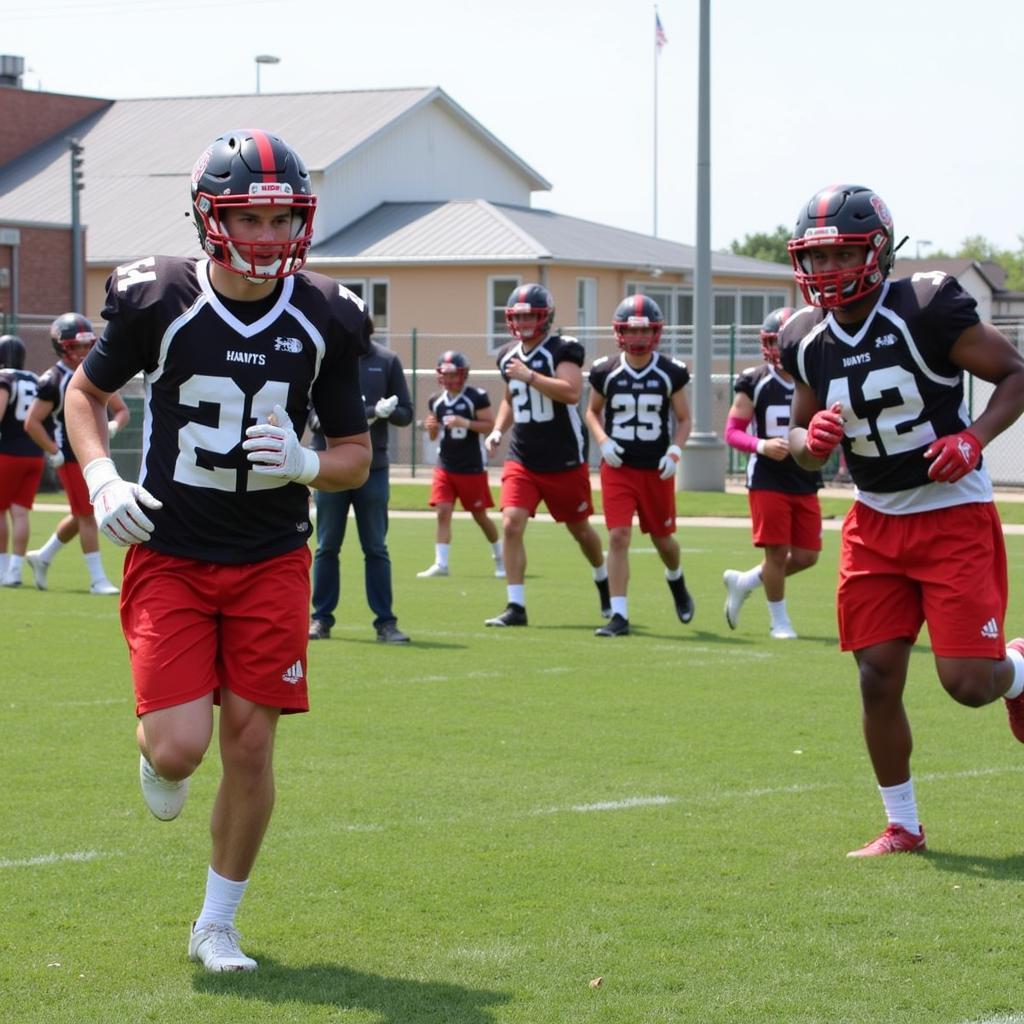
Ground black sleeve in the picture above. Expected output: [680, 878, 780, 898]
[386, 353, 414, 428]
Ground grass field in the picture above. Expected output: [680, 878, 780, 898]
[3, 508, 1024, 1023]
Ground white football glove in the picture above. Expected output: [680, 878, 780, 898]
[374, 394, 399, 421]
[484, 429, 502, 454]
[243, 404, 320, 484]
[107, 419, 120, 440]
[658, 444, 683, 480]
[48, 449, 65, 470]
[84, 456, 163, 546]
[600, 438, 625, 468]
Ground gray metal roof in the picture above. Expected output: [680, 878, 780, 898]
[0, 87, 551, 263]
[310, 199, 794, 278]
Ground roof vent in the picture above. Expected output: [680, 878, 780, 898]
[0, 55, 26, 89]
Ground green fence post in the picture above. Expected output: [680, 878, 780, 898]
[410, 328, 418, 479]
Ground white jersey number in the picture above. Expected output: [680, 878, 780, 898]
[510, 378, 554, 424]
[825, 365, 937, 458]
[608, 392, 663, 441]
[174, 375, 290, 490]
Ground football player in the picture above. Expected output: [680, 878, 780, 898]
[781, 184, 1024, 857]
[484, 283, 609, 627]
[22, 314, 128, 595]
[0, 334, 45, 586]
[417, 350, 504, 579]
[64, 129, 372, 971]
[584, 295, 693, 637]
[721, 306, 823, 639]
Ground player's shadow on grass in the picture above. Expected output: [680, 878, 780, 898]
[193, 958, 510, 1023]
[923, 849, 1024, 881]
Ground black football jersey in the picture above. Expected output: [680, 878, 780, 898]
[587, 351, 690, 469]
[0, 368, 42, 457]
[35, 362, 77, 462]
[428, 386, 490, 474]
[732, 364, 821, 495]
[780, 274, 990, 506]
[496, 334, 587, 472]
[83, 255, 370, 564]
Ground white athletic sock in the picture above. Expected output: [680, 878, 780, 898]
[879, 779, 920, 834]
[1005, 645, 1024, 700]
[491, 540, 503, 559]
[611, 596, 628, 619]
[665, 566, 682, 582]
[40, 532, 65, 563]
[767, 599, 789, 626]
[592, 562, 608, 583]
[195, 866, 250, 930]
[740, 565, 763, 591]
[8, 553, 24, 574]
[435, 543, 450, 568]
[507, 584, 525, 607]
[84, 551, 108, 585]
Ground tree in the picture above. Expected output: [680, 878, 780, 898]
[729, 225, 791, 265]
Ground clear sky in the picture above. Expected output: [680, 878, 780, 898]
[6, 0, 1020, 259]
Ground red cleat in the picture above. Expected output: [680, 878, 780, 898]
[1003, 638, 1024, 743]
[847, 823, 926, 858]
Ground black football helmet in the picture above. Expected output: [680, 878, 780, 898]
[612, 294, 664, 355]
[505, 283, 554, 343]
[436, 350, 470, 391]
[787, 184, 895, 308]
[0, 333, 26, 370]
[50, 313, 96, 360]
[759, 306, 794, 366]
[190, 128, 316, 280]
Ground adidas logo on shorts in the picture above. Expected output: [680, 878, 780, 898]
[281, 660, 304, 685]
[981, 618, 999, 640]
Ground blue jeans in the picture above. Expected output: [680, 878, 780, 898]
[311, 467, 395, 629]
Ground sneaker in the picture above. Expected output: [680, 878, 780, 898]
[376, 621, 411, 644]
[139, 754, 189, 821]
[485, 603, 527, 627]
[416, 563, 449, 578]
[1003, 637, 1024, 742]
[25, 550, 49, 591]
[668, 577, 695, 624]
[90, 579, 120, 596]
[308, 619, 331, 640]
[596, 578, 612, 619]
[493, 557, 506, 579]
[770, 621, 798, 640]
[847, 823, 926, 858]
[1, 570, 21, 588]
[188, 922, 257, 972]
[595, 613, 630, 637]
[722, 569, 748, 630]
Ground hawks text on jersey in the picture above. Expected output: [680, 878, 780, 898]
[587, 351, 690, 470]
[496, 335, 587, 472]
[83, 255, 370, 564]
[780, 273, 991, 509]
[732, 363, 821, 495]
[427, 386, 491, 474]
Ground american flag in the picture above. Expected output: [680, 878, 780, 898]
[655, 11, 668, 51]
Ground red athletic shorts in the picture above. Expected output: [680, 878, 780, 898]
[600, 462, 676, 536]
[0, 453, 44, 510]
[58, 461, 92, 517]
[837, 501, 1007, 658]
[120, 544, 312, 717]
[429, 467, 494, 511]
[500, 460, 593, 523]
[748, 489, 822, 550]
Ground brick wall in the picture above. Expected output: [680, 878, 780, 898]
[0, 89, 111, 166]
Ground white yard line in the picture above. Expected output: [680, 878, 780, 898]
[0, 849, 109, 869]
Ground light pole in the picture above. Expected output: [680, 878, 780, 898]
[255, 54, 280, 95]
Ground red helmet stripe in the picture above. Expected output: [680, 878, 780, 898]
[814, 185, 840, 227]
[250, 129, 277, 183]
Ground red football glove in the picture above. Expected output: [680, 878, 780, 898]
[924, 429, 982, 483]
[805, 403, 845, 459]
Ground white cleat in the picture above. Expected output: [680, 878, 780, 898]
[770, 622, 798, 640]
[1, 570, 22, 588]
[139, 754, 189, 821]
[722, 569, 749, 630]
[25, 550, 49, 591]
[188, 922, 257, 972]
[90, 579, 120, 596]
[493, 559, 506, 579]
[416, 563, 449, 578]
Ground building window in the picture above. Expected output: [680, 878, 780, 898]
[489, 275, 520, 351]
[339, 278, 389, 335]
[576, 277, 597, 326]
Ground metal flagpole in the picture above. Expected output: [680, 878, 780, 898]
[653, 5, 659, 237]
